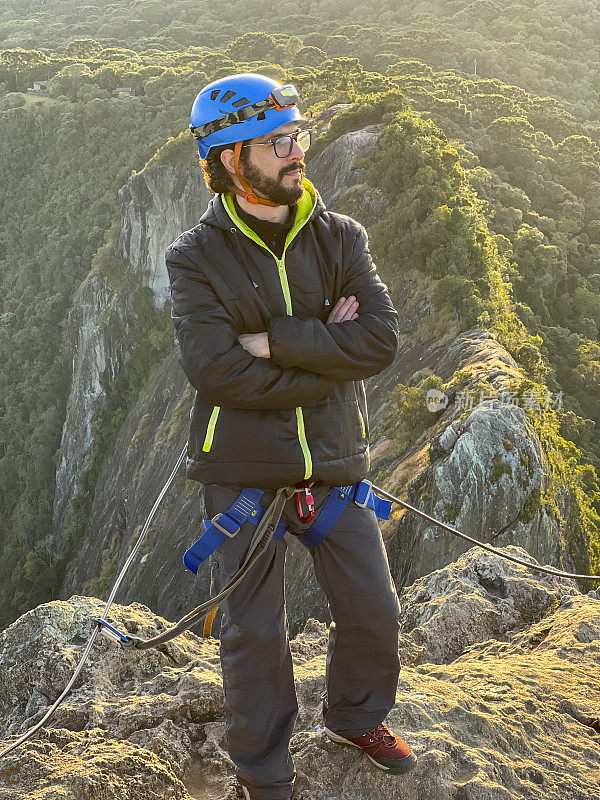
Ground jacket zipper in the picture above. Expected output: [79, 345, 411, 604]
[222, 195, 314, 480]
[273, 254, 313, 478]
[202, 405, 220, 452]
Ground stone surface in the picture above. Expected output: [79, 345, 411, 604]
[118, 165, 209, 309]
[1, 548, 600, 799]
[49, 276, 126, 549]
[309, 124, 385, 212]
[373, 324, 588, 600]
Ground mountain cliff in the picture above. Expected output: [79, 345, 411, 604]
[48, 166, 210, 552]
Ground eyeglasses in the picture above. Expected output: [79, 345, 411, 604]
[242, 129, 312, 159]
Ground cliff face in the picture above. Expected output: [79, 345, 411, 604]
[384, 328, 577, 591]
[49, 276, 126, 550]
[52, 121, 590, 637]
[2, 548, 600, 799]
[55, 124, 398, 615]
[117, 165, 209, 308]
[48, 166, 210, 552]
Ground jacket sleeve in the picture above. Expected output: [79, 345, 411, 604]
[267, 225, 399, 381]
[166, 246, 337, 410]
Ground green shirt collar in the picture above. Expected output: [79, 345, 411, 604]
[221, 177, 318, 242]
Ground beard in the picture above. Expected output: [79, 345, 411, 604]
[239, 156, 306, 206]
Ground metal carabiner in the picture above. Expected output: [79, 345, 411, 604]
[294, 481, 315, 523]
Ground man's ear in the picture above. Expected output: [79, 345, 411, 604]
[220, 147, 237, 176]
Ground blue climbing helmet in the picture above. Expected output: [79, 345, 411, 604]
[189, 73, 305, 159]
[190, 72, 306, 206]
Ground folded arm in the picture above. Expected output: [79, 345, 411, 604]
[267, 225, 399, 381]
[166, 246, 337, 410]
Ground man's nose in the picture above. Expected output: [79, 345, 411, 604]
[288, 138, 305, 160]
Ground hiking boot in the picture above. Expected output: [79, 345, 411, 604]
[241, 786, 291, 800]
[324, 722, 418, 773]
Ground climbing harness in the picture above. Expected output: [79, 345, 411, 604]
[182, 478, 391, 578]
[2, 442, 599, 758]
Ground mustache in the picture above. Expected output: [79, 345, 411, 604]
[282, 163, 305, 175]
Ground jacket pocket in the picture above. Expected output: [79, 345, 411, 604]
[202, 406, 221, 452]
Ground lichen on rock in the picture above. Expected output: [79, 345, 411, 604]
[1, 547, 599, 799]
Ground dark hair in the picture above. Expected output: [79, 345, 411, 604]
[200, 140, 249, 194]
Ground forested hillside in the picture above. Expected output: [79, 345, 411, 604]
[1, 0, 599, 628]
[1, 0, 600, 122]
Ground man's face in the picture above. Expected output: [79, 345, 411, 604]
[238, 122, 306, 206]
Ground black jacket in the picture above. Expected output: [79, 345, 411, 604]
[165, 178, 398, 489]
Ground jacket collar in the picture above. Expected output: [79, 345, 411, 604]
[199, 177, 325, 232]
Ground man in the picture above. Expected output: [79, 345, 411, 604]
[165, 73, 417, 800]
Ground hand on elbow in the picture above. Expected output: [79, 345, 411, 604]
[326, 296, 359, 323]
[238, 331, 270, 358]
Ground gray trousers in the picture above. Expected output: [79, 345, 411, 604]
[205, 481, 401, 800]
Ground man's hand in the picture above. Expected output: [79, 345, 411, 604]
[327, 296, 359, 323]
[238, 332, 270, 358]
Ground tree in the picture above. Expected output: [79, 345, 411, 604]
[65, 39, 103, 59]
[226, 32, 286, 65]
[0, 48, 50, 91]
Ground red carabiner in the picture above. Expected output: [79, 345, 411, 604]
[295, 481, 315, 523]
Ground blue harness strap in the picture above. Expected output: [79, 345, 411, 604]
[183, 488, 287, 574]
[295, 480, 392, 551]
[183, 479, 392, 572]
[293, 488, 349, 550]
[336, 480, 392, 521]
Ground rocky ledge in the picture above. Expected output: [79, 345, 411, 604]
[1, 545, 599, 799]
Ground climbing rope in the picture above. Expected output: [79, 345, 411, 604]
[373, 482, 600, 583]
[0, 443, 189, 759]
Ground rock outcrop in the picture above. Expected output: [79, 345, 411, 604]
[117, 165, 208, 308]
[2, 547, 599, 799]
[49, 276, 127, 548]
[384, 327, 576, 590]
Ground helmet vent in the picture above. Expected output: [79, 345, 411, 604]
[210, 90, 220, 100]
[221, 90, 236, 102]
[257, 111, 266, 120]
[232, 96, 249, 107]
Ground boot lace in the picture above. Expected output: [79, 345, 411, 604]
[364, 723, 397, 753]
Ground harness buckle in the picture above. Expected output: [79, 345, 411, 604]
[354, 480, 373, 508]
[211, 513, 240, 538]
[294, 481, 315, 523]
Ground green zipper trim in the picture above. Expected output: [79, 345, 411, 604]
[357, 404, 366, 438]
[276, 255, 293, 315]
[221, 178, 317, 263]
[296, 407, 312, 479]
[221, 182, 317, 479]
[202, 405, 220, 452]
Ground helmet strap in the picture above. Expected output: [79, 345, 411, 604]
[231, 140, 279, 207]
